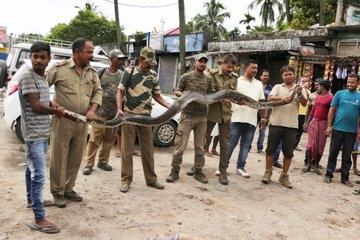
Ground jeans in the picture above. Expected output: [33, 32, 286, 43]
[227, 122, 256, 169]
[325, 130, 357, 181]
[257, 127, 266, 151]
[25, 139, 48, 221]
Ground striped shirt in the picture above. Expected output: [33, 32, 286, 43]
[18, 66, 51, 141]
[118, 66, 161, 116]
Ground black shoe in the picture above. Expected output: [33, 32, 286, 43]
[272, 162, 283, 169]
[186, 167, 195, 176]
[53, 194, 66, 208]
[193, 170, 208, 183]
[83, 166, 93, 175]
[219, 173, 229, 185]
[97, 163, 112, 171]
[64, 191, 83, 202]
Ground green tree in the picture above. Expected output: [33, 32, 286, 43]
[47, 4, 126, 45]
[240, 13, 256, 30]
[290, 0, 337, 29]
[184, 21, 195, 34]
[228, 27, 241, 39]
[192, 0, 231, 41]
[248, 0, 283, 28]
[248, 25, 274, 33]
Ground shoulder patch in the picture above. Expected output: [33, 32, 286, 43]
[209, 68, 219, 74]
[89, 66, 97, 73]
[230, 72, 238, 78]
[54, 60, 68, 67]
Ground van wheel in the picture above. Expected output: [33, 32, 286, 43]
[0, 60, 7, 88]
[15, 117, 25, 143]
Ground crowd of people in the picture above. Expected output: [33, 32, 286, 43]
[18, 39, 360, 234]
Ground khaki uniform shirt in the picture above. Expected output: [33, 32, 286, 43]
[207, 68, 238, 123]
[46, 58, 102, 115]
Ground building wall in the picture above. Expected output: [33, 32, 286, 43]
[158, 54, 177, 94]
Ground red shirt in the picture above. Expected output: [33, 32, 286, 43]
[310, 94, 333, 121]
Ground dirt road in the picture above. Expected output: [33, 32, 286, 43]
[0, 95, 359, 240]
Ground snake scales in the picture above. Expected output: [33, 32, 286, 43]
[91, 89, 297, 128]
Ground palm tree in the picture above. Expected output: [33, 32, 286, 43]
[240, 13, 256, 30]
[248, 0, 283, 28]
[192, 0, 230, 41]
[75, 2, 98, 13]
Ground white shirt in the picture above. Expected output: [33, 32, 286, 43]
[231, 76, 265, 126]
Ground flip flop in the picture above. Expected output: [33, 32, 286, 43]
[27, 200, 54, 208]
[353, 189, 360, 195]
[28, 222, 60, 234]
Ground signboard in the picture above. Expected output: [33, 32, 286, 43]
[163, 33, 203, 53]
[149, 35, 163, 51]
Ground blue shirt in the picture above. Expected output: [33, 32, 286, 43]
[331, 89, 360, 133]
[264, 84, 273, 101]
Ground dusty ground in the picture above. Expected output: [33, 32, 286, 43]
[0, 95, 360, 240]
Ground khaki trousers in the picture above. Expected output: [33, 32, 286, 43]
[84, 126, 116, 166]
[205, 120, 230, 173]
[171, 114, 207, 169]
[121, 124, 157, 185]
[50, 117, 88, 195]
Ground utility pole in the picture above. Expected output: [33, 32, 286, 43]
[319, 0, 325, 26]
[114, 0, 121, 49]
[178, 0, 186, 75]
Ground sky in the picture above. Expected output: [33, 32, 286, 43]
[0, 0, 261, 37]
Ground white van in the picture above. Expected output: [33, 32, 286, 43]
[5, 43, 110, 83]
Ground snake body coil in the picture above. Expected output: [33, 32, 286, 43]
[91, 89, 296, 128]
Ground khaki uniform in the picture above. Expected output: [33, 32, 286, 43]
[46, 58, 102, 195]
[118, 66, 160, 186]
[84, 69, 123, 167]
[205, 68, 238, 174]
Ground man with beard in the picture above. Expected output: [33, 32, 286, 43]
[166, 54, 210, 183]
[324, 73, 360, 187]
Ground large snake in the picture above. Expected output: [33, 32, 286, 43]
[91, 89, 297, 128]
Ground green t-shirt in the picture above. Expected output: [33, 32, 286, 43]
[177, 71, 210, 115]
